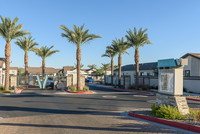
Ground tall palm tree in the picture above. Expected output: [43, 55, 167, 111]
[108, 37, 130, 87]
[14, 36, 38, 78]
[125, 27, 153, 90]
[33, 46, 59, 81]
[0, 16, 30, 91]
[59, 24, 101, 90]
[102, 47, 117, 85]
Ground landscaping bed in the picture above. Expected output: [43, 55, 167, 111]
[64, 89, 93, 94]
[129, 105, 200, 133]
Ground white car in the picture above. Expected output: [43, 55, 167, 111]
[46, 77, 58, 89]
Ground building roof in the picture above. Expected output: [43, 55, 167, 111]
[114, 62, 157, 72]
[28, 67, 61, 74]
[181, 53, 200, 60]
[105, 67, 112, 71]
[63, 66, 75, 73]
[10, 67, 18, 70]
[0, 58, 5, 68]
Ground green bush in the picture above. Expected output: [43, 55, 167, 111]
[83, 86, 89, 91]
[4, 90, 11, 93]
[141, 86, 148, 91]
[189, 108, 200, 121]
[151, 104, 188, 120]
[70, 86, 77, 92]
[151, 85, 155, 89]
[188, 91, 193, 93]
[183, 86, 187, 92]
[0, 86, 4, 91]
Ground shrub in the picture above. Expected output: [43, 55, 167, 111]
[183, 86, 187, 92]
[4, 90, 11, 93]
[83, 86, 89, 91]
[129, 85, 135, 89]
[155, 86, 158, 90]
[151, 85, 156, 89]
[188, 91, 193, 93]
[0, 86, 4, 91]
[151, 104, 188, 120]
[70, 86, 77, 92]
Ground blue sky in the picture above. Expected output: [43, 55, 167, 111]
[0, 0, 200, 69]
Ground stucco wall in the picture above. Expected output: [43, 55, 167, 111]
[183, 56, 200, 76]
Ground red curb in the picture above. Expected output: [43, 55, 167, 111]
[15, 88, 21, 94]
[64, 89, 93, 94]
[128, 111, 200, 133]
[186, 97, 200, 102]
[90, 85, 200, 101]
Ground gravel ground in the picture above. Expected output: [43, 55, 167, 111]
[131, 108, 200, 127]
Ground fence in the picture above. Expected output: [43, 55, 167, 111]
[104, 75, 131, 89]
[138, 76, 200, 93]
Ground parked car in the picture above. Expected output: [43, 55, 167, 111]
[46, 77, 58, 89]
[87, 77, 94, 82]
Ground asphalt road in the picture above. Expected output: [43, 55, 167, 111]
[0, 85, 199, 134]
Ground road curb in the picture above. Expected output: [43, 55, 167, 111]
[63, 89, 93, 94]
[128, 111, 200, 133]
[89, 84, 200, 101]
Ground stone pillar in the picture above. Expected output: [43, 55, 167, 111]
[66, 76, 72, 89]
[80, 76, 85, 90]
[156, 93, 189, 115]
[10, 76, 17, 89]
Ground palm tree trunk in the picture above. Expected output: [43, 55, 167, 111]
[42, 58, 45, 82]
[118, 54, 122, 87]
[111, 58, 114, 85]
[76, 46, 81, 90]
[25, 52, 28, 85]
[135, 48, 139, 90]
[5, 41, 11, 91]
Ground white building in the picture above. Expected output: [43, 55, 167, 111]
[182, 53, 200, 76]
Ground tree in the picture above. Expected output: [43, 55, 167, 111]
[0, 16, 30, 90]
[102, 46, 117, 85]
[87, 64, 97, 69]
[108, 37, 130, 87]
[60, 23, 101, 90]
[18, 67, 24, 76]
[14, 36, 38, 78]
[101, 63, 110, 75]
[114, 65, 118, 69]
[95, 68, 104, 76]
[74, 63, 84, 69]
[125, 27, 153, 90]
[33, 46, 59, 81]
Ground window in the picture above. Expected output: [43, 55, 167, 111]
[185, 70, 190, 76]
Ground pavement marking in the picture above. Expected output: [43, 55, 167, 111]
[0, 117, 3, 121]
[120, 112, 199, 134]
[133, 95, 148, 97]
[102, 96, 117, 98]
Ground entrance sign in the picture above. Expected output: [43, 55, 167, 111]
[43, 75, 48, 89]
[156, 58, 189, 115]
[37, 75, 42, 88]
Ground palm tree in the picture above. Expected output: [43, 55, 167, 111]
[87, 64, 97, 69]
[74, 63, 84, 69]
[59, 24, 101, 90]
[102, 47, 117, 85]
[108, 37, 130, 87]
[101, 63, 110, 75]
[0, 16, 30, 91]
[33, 46, 59, 81]
[125, 27, 153, 90]
[14, 36, 38, 78]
